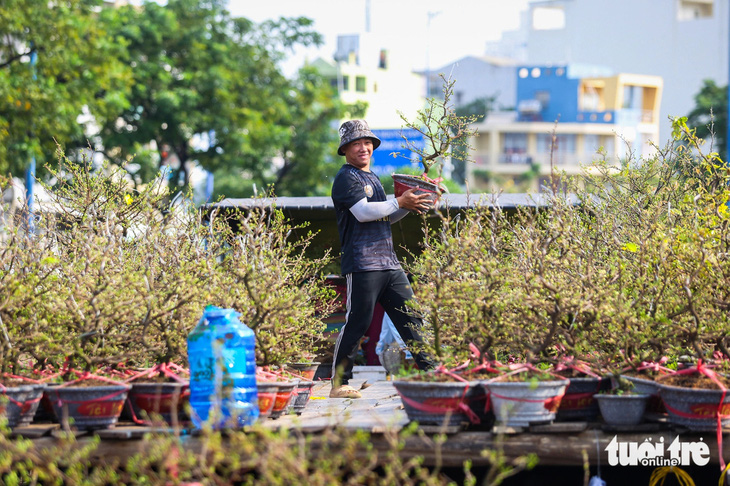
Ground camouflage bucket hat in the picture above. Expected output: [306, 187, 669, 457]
[337, 119, 381, 156]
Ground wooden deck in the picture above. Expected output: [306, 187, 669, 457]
[13, 377, 730, 472]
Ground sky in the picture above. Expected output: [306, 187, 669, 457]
[226, 0, 531, 75]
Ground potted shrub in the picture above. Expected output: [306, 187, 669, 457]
[391, 74, 478, 208]
[209, 205, 338, 418]
[593, 374, 651, 426]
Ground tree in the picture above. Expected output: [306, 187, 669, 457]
[97, 0, 347, 197]
[686, 79, 728, 160]
[0, 0, 131, 177]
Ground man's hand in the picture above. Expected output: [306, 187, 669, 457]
[396, 188, 431, 213]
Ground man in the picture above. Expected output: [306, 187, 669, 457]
[330, 119, 434, 399]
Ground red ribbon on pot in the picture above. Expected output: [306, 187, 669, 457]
[397, 364, 481, 425]
[658, 360, 728, 470]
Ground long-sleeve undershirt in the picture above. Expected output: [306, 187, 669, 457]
[349, 197, 409, 224]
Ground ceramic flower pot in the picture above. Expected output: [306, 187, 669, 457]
[392, 379, 485, 427]
[658, 381, 730, 431]
[126, 381, 189, 425]
[285, 362, 321, 381]
[269, 381, 297, 419]
[556, 376, 610, 421]
[485, 379, 569, 427]
[256, 381, 279, 419]
[287, 380, 315, 415]
[48, 382, 131, 430]
[624, 375, 666, 415]
[0, 383, 46, 428]
[594, 393, 650, 426]
[392, 174, 442, 208]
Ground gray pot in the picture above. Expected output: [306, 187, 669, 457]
[393, 379, 485, 427]
[485, 379, 569, 427]
[256, 381, 279, 419]
[0, 383, 46, 428]
[556, 376, 610, 421]
[594, 393, 650, 426]
[47, 383, 131, 430]
[625, 375, 666, 414]
[659, 381, 730, 431]
[287, 380, 314, 415]
[269, 380, 297, 419]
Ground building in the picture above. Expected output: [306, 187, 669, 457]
[467, 64, 663, 192]
[310, 33, 425, 129]
[495, 0, 727, 144]
[423, 55, 518, 110]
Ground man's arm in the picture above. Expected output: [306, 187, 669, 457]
[349, 197, 399, 222]
[348, 188, 432, 223]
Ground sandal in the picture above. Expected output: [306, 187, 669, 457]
[329, 384, 362, 399]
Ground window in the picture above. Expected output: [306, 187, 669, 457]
[537, 134, 576, 154]
[584, 134, 600, 154]
[355, 76, 366, 92]
[677, 0, 713, 20]
[535, 91, 550, 110]
[341, 75, 350, 91]
[502, 133, 529, 164]
[532, 6, 566, 30]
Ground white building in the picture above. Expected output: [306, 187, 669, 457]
[310, 33, 425, 129]
[501, 0, 728, 144]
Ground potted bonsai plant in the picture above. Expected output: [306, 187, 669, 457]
[211, 205, 338, 419]
[391, 74, 478, 208]
[593, 374, 651, 427]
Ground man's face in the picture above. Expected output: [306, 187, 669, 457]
[344, 138, 373, 170]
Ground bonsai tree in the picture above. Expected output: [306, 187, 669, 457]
[8, 151, 213, 378]
[396, 74, 479, 181]
[406, 200, 515, 367]
[213, 205, 337, 368]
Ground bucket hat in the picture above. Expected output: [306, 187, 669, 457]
[337, 119, 381, 156]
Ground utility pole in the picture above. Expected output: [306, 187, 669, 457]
[425, 11, 441, 100]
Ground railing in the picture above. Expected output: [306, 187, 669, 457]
[474, 152, 612, 168]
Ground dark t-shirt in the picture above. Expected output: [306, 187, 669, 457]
[331, 164, 401, 274]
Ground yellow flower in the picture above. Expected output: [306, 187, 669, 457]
[622, 242, 638, 252]
[124, 194, 133, 205]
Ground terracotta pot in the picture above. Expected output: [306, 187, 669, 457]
[392, 174, 442, 208]
[269, 381, 297, 419]
[125, 381, 189, 425]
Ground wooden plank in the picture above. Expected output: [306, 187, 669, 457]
[530, 422, 588, 434]
[11, 423, 59, 439]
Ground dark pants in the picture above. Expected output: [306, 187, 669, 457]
[331, 269, 433, 385]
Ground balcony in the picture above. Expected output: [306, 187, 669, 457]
[615, 109, 655, 125]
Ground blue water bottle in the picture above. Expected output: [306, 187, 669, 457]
[187, 306, 259, 429]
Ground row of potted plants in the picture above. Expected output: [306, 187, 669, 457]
[387, 117, 730, 444]
[0, 150, 335, 430]
[0, 361, 317, 430]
